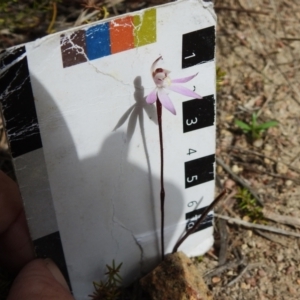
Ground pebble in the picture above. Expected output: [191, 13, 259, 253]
[286, 266, 294, 275]
[276, 162, 288, 174]
[278, 263, 285, 271]
[285, 180, 293, 186]
[245, 277, 256, 287]
[264, 158, 272, 164]
[241, 282, 250, 289]
[243, 215, 250, 222]
[264, 144, 273, 152]
[258, 269, 267, 277]
[212, 277, 221, 284]
[277, 253, 284, 262]
[232, 164, 241, 173]
[241, 243, 248, 250]
[248, 240, 256, 248]
[253, 139, 263, 148]
[217, 165, 223, 174]
[224, 179, 236, 189]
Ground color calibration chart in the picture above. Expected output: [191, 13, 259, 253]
[0, 1, 216, 299]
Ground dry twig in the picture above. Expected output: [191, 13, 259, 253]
[254, 229, 288, 247]
[214, 6, 270, 15]
[215, 214, 300, 238]
[226, 264, 249, 287]
[262, 209, 300, 228]
[204, 258, 245, 278]
[216, 157, 264, 206]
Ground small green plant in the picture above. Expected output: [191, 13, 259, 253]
[235, 187, 265, 223]
[196, 255, 203, 263]
[216, 67, 226, 91]
[89, 260, 123, 300]
[235, 113, 278, 140]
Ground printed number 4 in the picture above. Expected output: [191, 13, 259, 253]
[186, 117, 197, 126]
[187, 175, 198, 183]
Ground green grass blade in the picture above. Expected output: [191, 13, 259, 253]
[256, 121, 278, 130]
[235, 119, 251, 131]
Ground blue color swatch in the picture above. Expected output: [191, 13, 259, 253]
[86, 23, 111, 60]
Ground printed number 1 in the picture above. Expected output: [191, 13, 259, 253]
[187, 175, 198, 183]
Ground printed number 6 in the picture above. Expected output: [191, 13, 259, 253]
[186, 117, 198, 126]
[187, 175, 198, 183]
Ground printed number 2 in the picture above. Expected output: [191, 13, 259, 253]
[187, 175, 198, 183]
[186, 117, 197, 126]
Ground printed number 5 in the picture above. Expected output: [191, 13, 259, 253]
[186, 117, 198, 126]
[187, 175, 198, 183]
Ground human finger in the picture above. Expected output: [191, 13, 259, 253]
[8, 258, 74, 300]
[0, 170, 34, 272]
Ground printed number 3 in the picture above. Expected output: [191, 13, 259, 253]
[186, 117, 198, 126]
[187, 175, 198, 183]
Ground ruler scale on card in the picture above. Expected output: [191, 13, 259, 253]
[0, 1, 216, 299]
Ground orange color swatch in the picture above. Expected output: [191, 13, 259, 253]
[110, 16, 134, 54]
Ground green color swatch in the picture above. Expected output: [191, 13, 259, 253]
[133, 9, 156, 47]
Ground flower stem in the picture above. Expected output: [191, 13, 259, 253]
[156, 99, 165, 260]
[172, 189, 227, 253]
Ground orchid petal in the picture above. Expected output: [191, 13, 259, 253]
[171, 73, 198, 83]
[157, 89, 176, 115]
[146, 88, 158, 104]
[151, 56, 163, 73]
[167, 84, 202, 99]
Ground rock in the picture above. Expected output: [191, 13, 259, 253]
[285, 180, 293, 186]
[232, 164, 242, 174]
[140, 252, 213, 300]
[253, 139, 263, 148]
[276, 162, 288, 174]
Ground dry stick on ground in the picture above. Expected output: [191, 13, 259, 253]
[262, 209, 300, 228]
[230, 146, 300, 175]
[256, 86, 278, 117]
[204, 258, 245, 278]
[172, 189, 227, 253]
[217, 218, 228, 266]
[215, 214, 300, 238]
[254, 230, 288, 247]
[226, 264, 250, 287]
[216, 157, 264, 206]
[214, 6, 270, 15]
[234, 161, 300, 184]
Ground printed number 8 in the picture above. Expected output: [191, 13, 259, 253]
[186, 117, 198, 126]
[187, 175, 198, 183]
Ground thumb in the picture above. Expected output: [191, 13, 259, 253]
[8, 258, 74, 300]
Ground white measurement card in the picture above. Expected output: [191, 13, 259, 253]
[0, 0, 216, 299]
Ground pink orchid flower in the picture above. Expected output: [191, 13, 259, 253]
[146, 56, 202, 115]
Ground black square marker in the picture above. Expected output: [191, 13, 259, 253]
[182, 26, 215, 69]
[186, 207, 213, 233]
[0, 47, 43, 158]
[183, 94, 215, 133]
[0, 46, 25, 69]
[185, 154, 215, 188]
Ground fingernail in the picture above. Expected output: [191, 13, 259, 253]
[44, 258, 70, 291]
